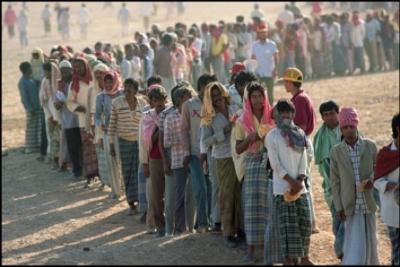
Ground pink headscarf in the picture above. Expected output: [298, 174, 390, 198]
[338, 107, 359, 128]
[238, 84, 274, 153]
[141, 109, 161, 151]
[103, 70, 122, 96]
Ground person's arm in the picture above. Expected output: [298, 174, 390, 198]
[94, 94, 103, 127]
[330, 148, 345, 218]
[265, 131, 289, 180]
[181, 101, 191, 155]
[18, 80, 32, 111]
[65, 84, 80, 112]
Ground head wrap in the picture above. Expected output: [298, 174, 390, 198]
[238, 84, 274, 153]
[103, 70, 122, 96]
[31, 47, 45, 81]
[338, 107, 359, 128]
[273, 107, 307, 153]
[59, 60, 72, 69]
[92, 63, 110, 93]
[71, 56, 93, 95]
[200, 82, 230, 127]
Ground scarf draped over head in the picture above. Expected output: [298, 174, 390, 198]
[141, 109, 161, 151]
[338, 107, 359, 128]
[57, 60, 72, 95]
[274, 107, 307, 153]
[31, 47, 45, 81]
[39, 61, 62, 105]
[92, 62, 110, 93]
[147, 84, 167, 100]
[71, 56, 93, 95]
[238, 85, 274, 153]
[200, 82, 230, 127]
[374, 144, 400, 181]
[103, 69, 122, 96]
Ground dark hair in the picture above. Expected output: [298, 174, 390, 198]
[161, 33, 173, 46]
[319, 100, 339, 115]
[104, 73, 114, 82]
[276, 99, 295, 113]
[124, 78, 139, 91]
[392, 113, 400, 139]
[246, 81, 266, 99]
[172, 87, 191, 107]
[19, 62, 31, 74]
[94, 41, 103, 49]
[291, 81, 302, 89]
[197, 73, 218, 92]
[147, 75, 163, 87]
[234, 71, 258, 89]
[82, 47, 94, 54]
[42, 62, 52, 72]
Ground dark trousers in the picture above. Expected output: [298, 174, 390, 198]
[39, 109, 48, 156]
[65, 127, 83, 177]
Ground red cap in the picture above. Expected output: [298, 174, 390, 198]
[256, 23, 268, 33]
[231, 62, 246, 75]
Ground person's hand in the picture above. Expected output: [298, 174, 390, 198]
[336, 210, 346, 221]
[223, 123, 232, 134]
[385, 182, 398, 192]
[101, 124, 107, 132]
[289, 179, 304, 195]
[247, 132, 259, 143]
[110, 143, 116, 157]
[75, 106, 86, 113]
[363, 180, 374, 190]
[164, 159, 172, 176]
[183, 156, 191, 170]
[143, 164, 150, 178]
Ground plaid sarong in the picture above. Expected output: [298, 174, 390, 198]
[264, 179, 284, 264]
[243, 152, 268, 245]
[388, 226, 400, 266]
[275, 194, 312, 258]
[80, 129, 98, 179]
[25, 111, 42, 152]
[119, 138, 139, 204]
[48, 121, 61, 162]
[96, 144, 110, 186]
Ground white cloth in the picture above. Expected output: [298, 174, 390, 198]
[17, 10, 28, 32]
[120, 58, 132, 81]
[342, 213, 379, 265]
[265, 128, 308, 196]
[118, 7, 131, 23]
[41, 7, 51, 21]
[250, 9, 265, 20]
[277, 10, 294, 26]
[373, 141, 399, 228]
[131, 56, 142, 81]
[66, 81, 95, 130]
[251, 39, 278, 77]
[78, 7, 90, 25]
[351, 21, 366, 47]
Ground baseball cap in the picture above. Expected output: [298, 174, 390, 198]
[230, 62, 246, 75]
[280, 67, 303, 83]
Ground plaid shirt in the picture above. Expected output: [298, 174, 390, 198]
[346, 138, 370, 214]
[164, 108, 189, 169]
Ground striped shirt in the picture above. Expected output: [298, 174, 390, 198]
[346, 138, 370, 214]
[108, 95, 147, 143]
[164, 108, 189, 169]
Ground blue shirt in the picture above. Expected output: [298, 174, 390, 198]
[365, 19, 381, 41]
[18, 75, 41, 112]
[95, 91, 122, 129]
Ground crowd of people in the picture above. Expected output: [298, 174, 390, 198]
[12, 2, 399, 266]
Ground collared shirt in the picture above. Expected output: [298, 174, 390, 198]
[200, 105, 237, 159]
[181, 96, 202, 157]
[373, 141, 399, 227]
[95, 91, 122, 129]
[251, 39, 278, 77]
[164, 108, 190, 169]
[108, 94, 147, 143]
[265, 127, 308, 196]
[346, 138, 370, 214]
[351, 21, 366, 47]
[365, 19, 381, 42]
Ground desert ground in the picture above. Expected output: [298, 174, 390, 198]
[2, 2, 399, 265]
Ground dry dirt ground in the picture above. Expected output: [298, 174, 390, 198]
[2, 2, 399, 265]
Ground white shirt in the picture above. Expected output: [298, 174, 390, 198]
[78, 7, 90, 25]
[118, 7, 131, 23]
[265, 127, 308, 196]
[277, 10, 294, 26]
[250, 9, 265, 20]
[251, 39, 278, 77]
[41, 7, 51, 21]
[351, 21, 365, 47]
[131, 56, 142, 81]
[120, 58, 132, 81]
[373, 141, 399, 228]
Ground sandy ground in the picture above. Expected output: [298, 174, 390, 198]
[2, 2, 399, 265]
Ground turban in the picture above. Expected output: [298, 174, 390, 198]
[339, 107, 359, 128]
[59, 60, 72, 69]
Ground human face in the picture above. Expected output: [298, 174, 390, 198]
[341, 125, 358, 142]
[211, 87, 225, 111]
[178, 91, 192, 108]
[150, 97, 166, 114]
[284, 80, 295, 94]
[125, 47, 134, 59]
[60, 67, 72, 81]
[258, 31, 268, 41]
[73, 60, 86, 77]
[32, 53, 40, 60]
[250, 90, 265, 111]
[321, 110, 339, 129]
[124, 83, 138, 96]
[94, 70, 105, 88]
[104, 77, 114, 92]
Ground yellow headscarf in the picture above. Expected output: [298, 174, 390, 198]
[31, 47, 45, 81]
[200, 81, 231, 127]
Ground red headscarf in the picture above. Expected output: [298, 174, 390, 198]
[374, 144, 400, 181]
[238, 84, 274, 153]
[71, 56, 93, 94]
[103, 70, 122, 96]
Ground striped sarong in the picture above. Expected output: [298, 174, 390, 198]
[96, 144, 110, 186]
[388, 226, 400, 266]
[105, 134, 123, 197]
[275, 194, 312, 258]
[48, 121, 61, 162]
[264, 179, 283, 264]
[118, 138, 139, 204]
[243, 152, 268, 245]
[80, 129, 98, 179]
[25, 111, 42, 153]
[59, 129, 70, 166]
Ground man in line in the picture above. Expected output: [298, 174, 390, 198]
[330, 107, 379, 264]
